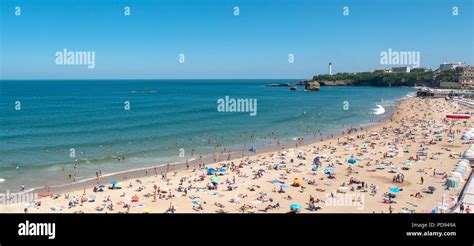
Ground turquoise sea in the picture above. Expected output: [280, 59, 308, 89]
[0, 80, 415, 191]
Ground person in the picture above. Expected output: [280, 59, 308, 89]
[420, 176, 424, 185]
[466, 206, 471, 214]
[460, 202, 465, 213]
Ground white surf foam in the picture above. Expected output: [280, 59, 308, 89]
[372, 105, 386, 115]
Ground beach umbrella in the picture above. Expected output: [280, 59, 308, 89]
[143, 208, 151, 213]
[248, 147, 257, 153]
[191, 201, 201, 205]
[98, 185, 105, 189]
[131, 195, 139, 202]
[280, 184, 288, 189]
[389, 187, 400, 193]
[211, 176, 220, 183]
[404, 162, 413, 167]
[290, 204, 301, 211]
[207, 168, 216, 175]
[428, 186, 436, 193]
[312, 165, 318, 172]
[348, 156, 357, 165]
[324, 168, 334, 174]
[219, 167, 226, 173]
[110, 180, 118, 185]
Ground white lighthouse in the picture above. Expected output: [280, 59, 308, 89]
[329, 62, 333, 75]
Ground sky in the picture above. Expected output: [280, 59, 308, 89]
[0, 0, 473, 80]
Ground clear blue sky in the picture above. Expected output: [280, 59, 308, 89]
[0, 0, 472, 79]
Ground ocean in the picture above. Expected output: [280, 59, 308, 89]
[0, 80, 415, 191]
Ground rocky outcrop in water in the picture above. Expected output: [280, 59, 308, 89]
[305, 81, 320, 91]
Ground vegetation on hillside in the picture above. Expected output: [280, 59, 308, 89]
[312, 71, 435, 87]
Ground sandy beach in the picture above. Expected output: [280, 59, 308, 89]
[1, 97, 472, 214]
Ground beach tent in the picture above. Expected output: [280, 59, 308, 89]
[446, 177, 460, 189]
[456, 162, 470, 170]
[450, 172, 464, 181]
[463, 150, 474, 160]
[453, 167, 467, 177]
[348, 156, 357, 165]
[248, 147, 257, 153]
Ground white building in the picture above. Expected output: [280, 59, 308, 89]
[439, 62, 464, 71]
[391, 66, 411, 73]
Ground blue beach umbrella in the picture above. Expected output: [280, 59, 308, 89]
[192, 201, 201, 205]
[98, 185, 105, 189]
[389, 187, 400, 193]
[219, 167, 226, 173]
[312, 165, 318, 172]
[207, 168, 216, 175]
[348, 156, 357, 165]
[110, 180, 118, 185]
[324, 168, 334, 174]
[290, 204, 302, 211]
